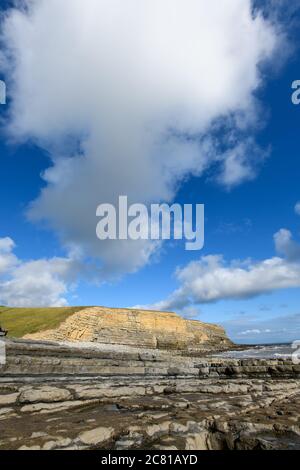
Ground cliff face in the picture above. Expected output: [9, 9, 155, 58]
[24, 307, 233, 353]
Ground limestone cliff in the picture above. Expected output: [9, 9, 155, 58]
[24, 307, 233, 353]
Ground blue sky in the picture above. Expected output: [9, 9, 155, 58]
[1, 0, 300, 344]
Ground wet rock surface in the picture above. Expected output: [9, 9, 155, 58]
[0, 339, 299, 450]
[0, 377, 299, 450]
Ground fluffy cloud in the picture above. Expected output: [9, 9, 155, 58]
[1, 0, 282, 278]
[0, 238, 18, 275]
[0, 237, 78, 307]
[141, 229, 300, 311]
[222, 312, 300, 344]
[274, 228, 300, 261]
[239, 328, 271, 336]
[295, 202, 300, 216]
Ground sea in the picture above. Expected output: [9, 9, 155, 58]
[213, 343, 298, 360]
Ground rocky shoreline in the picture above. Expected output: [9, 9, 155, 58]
[0, 338, 299, 450]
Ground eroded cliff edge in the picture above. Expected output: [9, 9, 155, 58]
[24, 307, 233, 353]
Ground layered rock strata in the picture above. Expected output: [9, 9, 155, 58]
[24, 307, 233, 353]
[0, 338, 299, 450]
[1, 339, 299, 379]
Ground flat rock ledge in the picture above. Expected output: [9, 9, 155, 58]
[0, 339, 299, 450]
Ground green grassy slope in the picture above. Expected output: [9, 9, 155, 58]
[0, 307, 86, 338]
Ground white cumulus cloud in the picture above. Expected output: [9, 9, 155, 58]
[0, 237, 78, 307]
[0, 0, 283, 278]
[295, 202, 300, 216]
[239, 328, 271, 336]
[274, 228, 300, 261]
[140, 229, 300, 311]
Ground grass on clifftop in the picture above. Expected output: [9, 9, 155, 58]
[0, 307, 85, 338]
